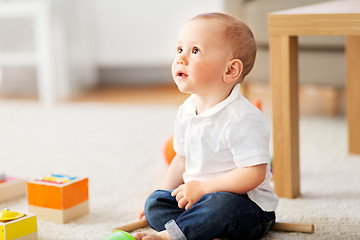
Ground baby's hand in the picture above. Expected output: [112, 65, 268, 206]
[172, 181, 205, 210]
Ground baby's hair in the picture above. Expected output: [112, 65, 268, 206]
[191, 13, 257, 81]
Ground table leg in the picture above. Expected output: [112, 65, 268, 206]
[269, 35, 300, 198]
[346, 36, 360, 154]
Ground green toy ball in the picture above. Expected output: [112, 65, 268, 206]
[102, 230, 135, 240]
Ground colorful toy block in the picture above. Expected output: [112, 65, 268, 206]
[0, 174, 27, 202]
[27, 174, 89, 224]
[0, 208, 38, 240]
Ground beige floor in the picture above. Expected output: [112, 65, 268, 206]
[1, 101, 359, 240]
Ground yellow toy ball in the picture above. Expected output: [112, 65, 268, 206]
[163, 136, 176, 166]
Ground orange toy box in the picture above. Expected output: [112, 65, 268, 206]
[0, 208, 38, 240]
[0, 173, 27, 202]
[27, 174, 89, 224]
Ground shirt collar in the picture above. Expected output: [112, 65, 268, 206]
[185, 83, 241, 117]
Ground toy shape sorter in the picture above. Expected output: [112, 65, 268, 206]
[27, 174, 89, 224]
[0, 208, 38, 240]
[0, 172, 27, 203]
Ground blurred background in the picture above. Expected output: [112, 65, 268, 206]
[0, 0, 346, 115]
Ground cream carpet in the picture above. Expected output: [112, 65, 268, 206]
[1, 101, 359, 240]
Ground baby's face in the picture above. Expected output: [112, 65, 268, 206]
[172, 18, 231, 96]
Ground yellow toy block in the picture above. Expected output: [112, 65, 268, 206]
[0, 208, 38, 240]
[27, 174, 89, 224]
[0, 177, 26, 202]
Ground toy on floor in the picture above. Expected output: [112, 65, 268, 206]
[0, 208, 38, 240]
[112, 219, 148, 232]
[0, 172, 27, 203]
[102, 230, 135, 240]
[163, 136, 176, 165]
[27, 173, 89, 224]
[0, 208, 24, 220]
[113, 219, 314, 234]
[253, 99, 262, 111]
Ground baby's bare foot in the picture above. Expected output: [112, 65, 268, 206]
[133, 230, 172, 240]
[133, 232, 159, 240]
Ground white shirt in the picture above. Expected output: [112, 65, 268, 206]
[173, 83, 278, 211]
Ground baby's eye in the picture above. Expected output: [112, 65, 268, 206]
[177, 47, 183, 54]
[192, 47, 200, 54]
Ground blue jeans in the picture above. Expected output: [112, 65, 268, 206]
[144, 190, 275, 240]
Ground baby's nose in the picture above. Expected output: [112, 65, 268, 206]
[176, 56, 187, 65]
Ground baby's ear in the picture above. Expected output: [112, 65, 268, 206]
[223, 59, 243, 83]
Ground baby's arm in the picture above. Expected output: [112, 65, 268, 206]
[202, 164, 266, 194]
[161, 154, 186, 190]
[172, 164, 266, 210]
[139, 154, 185, 220]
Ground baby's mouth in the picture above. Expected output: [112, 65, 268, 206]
[177, 71, 188, 79]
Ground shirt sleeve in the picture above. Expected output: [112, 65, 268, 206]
[226, 112, 270, 168]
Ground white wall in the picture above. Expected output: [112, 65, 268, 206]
[94, 0, 225, 66]
[0, 0, 226, 95]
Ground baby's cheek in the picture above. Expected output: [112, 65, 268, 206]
[171, 62, 177, 77]
[196, 64, 222, 84]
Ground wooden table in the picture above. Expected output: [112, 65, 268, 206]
[268, 0, 360, 198]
